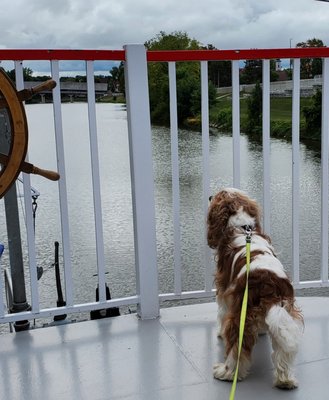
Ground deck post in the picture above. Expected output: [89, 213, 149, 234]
[124, 44, 159, 319]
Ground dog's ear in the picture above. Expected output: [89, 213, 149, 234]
[207, 197, 231, 248]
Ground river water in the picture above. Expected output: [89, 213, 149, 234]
[0, 103, 327, 325]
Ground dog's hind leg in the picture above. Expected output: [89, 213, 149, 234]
[266, 304, 302, 389]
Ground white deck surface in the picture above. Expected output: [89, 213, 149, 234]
[0, 297, 328, 400]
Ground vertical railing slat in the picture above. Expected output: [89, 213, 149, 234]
[51, 60, 74, 307]
[124, 44, 159, 319]
[15, 61, 40, 313]
[86, 61, 106, 302]
[0, 246, 4, 317]
[321, 58, 329, 283]
[292, 59, 301, 285]
[168, 62, 182, 295]
[232, 60, 240, 188]
[262, 59, 271, 234]
[201, 61, 212, 292]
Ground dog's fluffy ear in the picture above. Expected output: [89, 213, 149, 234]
[207, 195, 231, 248]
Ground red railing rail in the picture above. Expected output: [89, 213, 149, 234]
[1, 46, 329, 62]
[147, 47, 329, 61]
[0, 49, 125, 61]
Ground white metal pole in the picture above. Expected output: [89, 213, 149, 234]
[232, 60, 241, 188]
[168, 62, 182, 295]
[201, 61, 212, 292]
[86, 61, 106, 303]
[124, 44, 159, 319]
[292, 59, 301, 285]
[51, 61, 74, 307]
[321, 58, 329, 283]
[15, 61, 40, 314]
[262, 59, 271, 235]
[0, 245, 4, 317]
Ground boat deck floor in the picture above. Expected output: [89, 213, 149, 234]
[0, 297, 328, 400]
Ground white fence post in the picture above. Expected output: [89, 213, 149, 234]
[232, 60, 241, 188]
[15, 61, 40, 313]
[262, 59, 271, 235]
[321, 58, 329, 283]
[124, 44, 159, 319]
[292, 59, 301, 285]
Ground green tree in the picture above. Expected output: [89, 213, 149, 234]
[241, 60, 262, 84]
[240, 60, 278, 84]
[145, 30, 200, 51]
[74, 75, 87, 82]
[6, 67, 35, 82]
[296, 38, 325, 78]
[205, 44, 231, 88]
[245, 82, 262, 134]
[302, 89, 321, 139]
[145, 31, 216, 125]
[109, 62, 125, 93]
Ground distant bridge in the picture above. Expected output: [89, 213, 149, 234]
[24, 81, 109, 102]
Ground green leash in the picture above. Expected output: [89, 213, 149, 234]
[229, 228, 252, 400]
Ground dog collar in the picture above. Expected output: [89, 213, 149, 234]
[241, 224, 254, 232]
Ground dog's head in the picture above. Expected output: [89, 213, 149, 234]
[207, 188, 261, 248]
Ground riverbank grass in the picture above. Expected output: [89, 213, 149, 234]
[208, 95, 314, 139]
[213, 96, 312, 121]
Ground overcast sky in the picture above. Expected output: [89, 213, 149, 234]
[1, 0, 328, 74]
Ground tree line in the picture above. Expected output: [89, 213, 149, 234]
[5, 32, 325, 138]
[108, 31, 325, 132]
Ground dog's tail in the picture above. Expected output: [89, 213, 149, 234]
[265, 303, 303, 354]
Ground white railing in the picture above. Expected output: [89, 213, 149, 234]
[1, 45, 329, 327]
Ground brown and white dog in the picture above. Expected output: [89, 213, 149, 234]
[207, 188, 303, 389]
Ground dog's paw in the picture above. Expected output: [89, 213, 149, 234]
[213, 363, 234, 381]
[275, 377, 298, 390]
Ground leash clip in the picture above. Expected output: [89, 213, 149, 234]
[242, 225, 252, 243]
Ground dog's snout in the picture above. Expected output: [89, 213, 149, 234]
[209, 195, 213, 202]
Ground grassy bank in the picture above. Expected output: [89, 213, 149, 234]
[98, 94, 126, 103]
[211, 95, 313, 121]
[207, 95, 315, 140]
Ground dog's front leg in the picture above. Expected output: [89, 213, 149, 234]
[216, 295, 227, 338]
[213, 349, 251, 382]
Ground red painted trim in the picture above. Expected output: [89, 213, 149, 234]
[0, 49, 125, 61]
[146, 47, 329, 62]
[1, 47, 329, 63]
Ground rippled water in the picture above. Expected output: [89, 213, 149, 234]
[0, 102, 327, 327]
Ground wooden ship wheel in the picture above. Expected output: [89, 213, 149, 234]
[0, 68, 59, 198]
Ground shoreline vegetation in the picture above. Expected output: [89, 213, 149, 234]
[16, 31, 324, 147]
[143, 31, 324, 145]
[6, 31, 324, 146]
[186, 93, 316, 140]
[99, 92, 321, 150]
